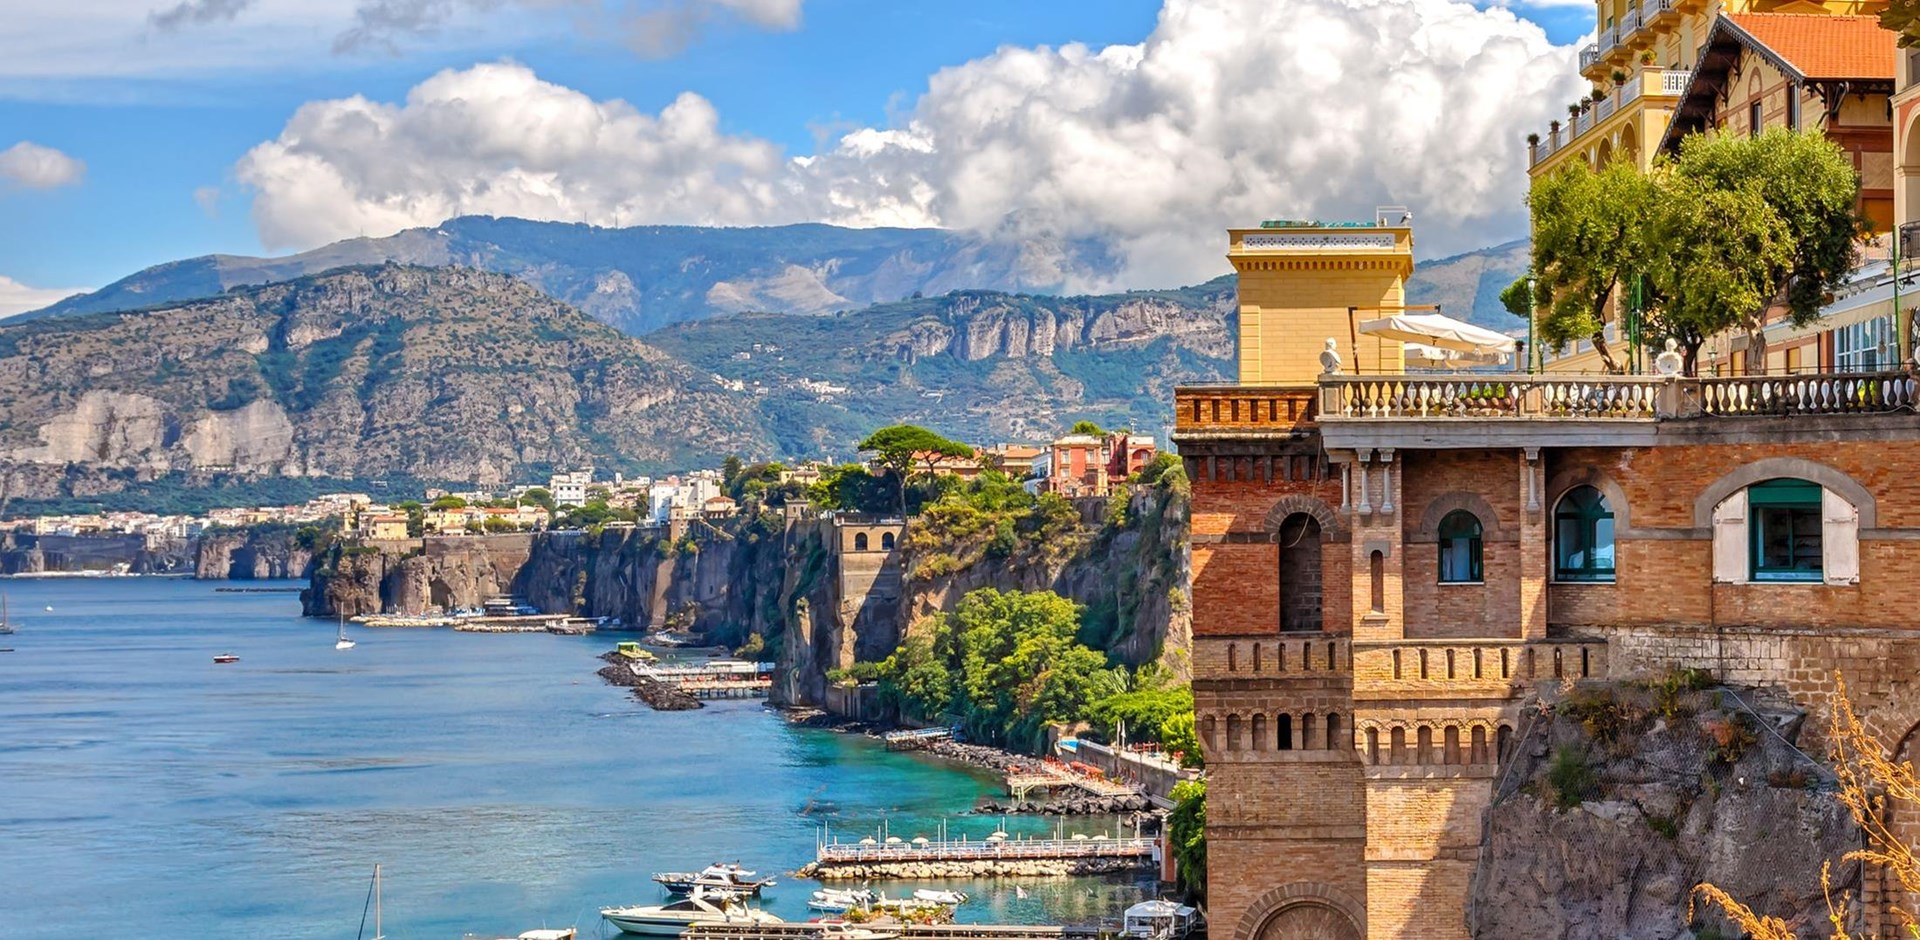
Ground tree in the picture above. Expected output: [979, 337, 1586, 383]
[1881, 0, 1920, 48]
[428, 495, 467, 511]
[1652, 128, 1861, 372]
[1069, 420, 1105, 436]
[1160, 711, 1203, 769]
[875, 634, 954, 721]
[1526, 158, 1659, 372]
[857, 424, 971, 518]
[1167, 780, 1208, 899]
[721, 455, 746, 490]
[519, 487, 556, 514]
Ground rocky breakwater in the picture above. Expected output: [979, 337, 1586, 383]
[972, 794, 1151, 816]
[195, 525, 322, 580]
[798, 857, 1147, 881]
[595, 651, 701, 711]
[1468, 673, 1862, 940]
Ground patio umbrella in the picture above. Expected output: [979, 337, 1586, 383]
[1359, 312, 1517, 360]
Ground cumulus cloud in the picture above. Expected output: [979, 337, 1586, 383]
[237, 0, 1582, 286]
[148, 0, 255, 31]
[0, 276, 87, 318]
[0, 141, 87, 189]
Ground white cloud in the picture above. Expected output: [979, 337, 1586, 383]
[0, 276, 87, 318]
[194, 184, 224, 216]
[0, 141, 86, 189]
[237, 0, 1583, 285]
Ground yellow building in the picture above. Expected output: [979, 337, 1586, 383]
[1228, 210, 1413, 382]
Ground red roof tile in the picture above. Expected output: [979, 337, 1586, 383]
[1725, 13, 1895, 81]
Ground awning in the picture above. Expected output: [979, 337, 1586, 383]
[1359, 312, 1518, 358]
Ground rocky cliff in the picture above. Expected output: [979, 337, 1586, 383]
[1469, 677, 1863, 939]
[194, 525, 326, 580]
[0, 531, 192, 574]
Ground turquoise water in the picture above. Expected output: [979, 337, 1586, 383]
[0, 578, 1152, 939]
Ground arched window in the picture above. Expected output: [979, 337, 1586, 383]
[1750, 478, 1823, 581]
[854, 532, 869, 551]
[1554, 485, 1616, 582]
[1275, 513, 1323, 632]
[881, 532, 895, 550]
[1437, 510, 1483, 583]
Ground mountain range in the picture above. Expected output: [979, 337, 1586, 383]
[1, 220, 1528, 507]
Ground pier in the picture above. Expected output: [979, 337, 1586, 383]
[883, 728, 953, 751]
[628, 660, 775, 699]
[1004, 762, 1144, 801]
[685, 924, 1106, 940]
[817, 837, 1154, 866]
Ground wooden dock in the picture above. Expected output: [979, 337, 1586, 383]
[817, 837, 1154, 865]
[684, 922, 1108, 940]
[884, 728, 954, 750]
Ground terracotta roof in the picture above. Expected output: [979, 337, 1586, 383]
[1723, 13, 1894, 81]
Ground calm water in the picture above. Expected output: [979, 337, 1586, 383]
[0, 578, 1151, 939]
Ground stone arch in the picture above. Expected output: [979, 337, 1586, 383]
[428, 578, 453, 610]
[881, 531, 895, 550]
[854, 532, 869, 551]
[1276, 513, 1324, 633]
[1413, 490, 1510, 543]
[1618, 121, 1640, 165]
[1901, 109, 1920, 227]
[1234, 882, 1366, 940]
[1692, 457, 1876, 529]
[1546, 465, 1633, 533]
[1263, 494, 1345, 541]
[1596, 137, 1613, 166]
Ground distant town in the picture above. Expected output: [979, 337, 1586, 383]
[0, 426, 1157, 548]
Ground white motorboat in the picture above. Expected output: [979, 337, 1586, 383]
[910, 888, 968, 907]
[652, 862, 775, 896]
[601, 889, 784, 936]
[335, 612, 356, 650]
[807, 888, 876, 913]
[462, 930, 576, 940]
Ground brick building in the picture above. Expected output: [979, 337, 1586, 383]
[1175, 217, 1920, 939]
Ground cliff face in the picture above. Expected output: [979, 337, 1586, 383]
[194, 527, 320, 580]
[304, 534, 536, 617]
[1469, 681, 1862, 940]
[0, 531, 191, 574]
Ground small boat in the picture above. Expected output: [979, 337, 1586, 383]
[0, 594, 15, 635]
[601, 889, 783, 936]
[213, 653, 240, 664]
[815, 924, 898, 940]
[336, 613, 356, 651]
[910, 888, 968, 907]
[807, 888, 875, 913]
[652, 862, 776, 896]
[462, 930, 576, 940]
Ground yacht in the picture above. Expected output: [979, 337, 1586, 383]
[601, 890, 783, 936]
[652, 862, 775, 896]
[910, 888, 968, 907]
[0, 594, 15, 635]
[335, 613, 356, 651]
[807, 888, 876, 913]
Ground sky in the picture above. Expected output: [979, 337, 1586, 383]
[0, 0, 1596, 316]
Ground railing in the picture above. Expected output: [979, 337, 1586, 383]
[1579, 43, 1601, 70]
[1173, 385, 1317, 432]
[1619, 7, 1642, 38]
[817, 837, 1154, 864]
[1701, 372, 1919, 416]
[1661, 69, 1689, 95]
[1318, 376, 1662, 420]
[1594, 95, 1616, 122]
[1598, 24, 1619, 54]
[1641, 0, 1674, 25]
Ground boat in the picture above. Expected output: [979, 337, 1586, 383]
[652, 862, 776, 896]
[361, 863, 388, 940]
[807, 888, 876, 913]
[1122, 900, 1198, 940]
[213, 653, 240, 664]
[815, 924, 898, 940]
[0, 593, 14, 635]
[462, 930, 576, 940]
[336, 612, 356, 651]
[910, 888, 968, 907]
[601, 888, 784, 936]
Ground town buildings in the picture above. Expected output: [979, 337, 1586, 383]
[1175, 216, 1920, 939]
[547, 469, 595, 507]
[1030, 431, 1159, 497]
[1528, 0, 1896, 374]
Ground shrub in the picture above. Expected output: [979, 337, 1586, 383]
[1545, 745, 1598, 810]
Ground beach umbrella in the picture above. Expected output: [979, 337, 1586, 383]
[885, 836, 903, 844]
[912, 837, 930, 846]
[859, 837, 878, 845]
[1072, 833, 1089, 841]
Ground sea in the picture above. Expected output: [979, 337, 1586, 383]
[0, 577, 1155, 940]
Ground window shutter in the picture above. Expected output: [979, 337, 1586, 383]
[1822, 488, 1859, 585]
[1712, 490, 1747, 584]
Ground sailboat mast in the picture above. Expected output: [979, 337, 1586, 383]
[374, 863, 383, 940]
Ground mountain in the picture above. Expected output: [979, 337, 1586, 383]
[0, 265, 761, 500]
[1404, 238, 1530, 329]
[26, 217, 1121, 335]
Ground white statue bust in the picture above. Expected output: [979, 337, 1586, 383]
[1319, 338, 1343, 375]
[1653, 338, 1684, 376]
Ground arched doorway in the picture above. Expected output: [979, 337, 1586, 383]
[1238, 883, 1366, 940]
[1276, 512, 1322, 632]
[1256, 906, 1361, 940]
[1618, 123, 1640, 168]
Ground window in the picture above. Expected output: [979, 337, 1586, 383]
[1835, 315, 1893, 373]
[1749, 100, 1762, 136]
[853, 532, 868, 551]
[880, 532, 895, 550]
[1749, 479, 1822, 581]
[1554, 486, 1616, 581]
[1437, 510, 1483, 583]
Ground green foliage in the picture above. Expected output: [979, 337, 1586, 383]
[735, 632, 768, 661]
[1167, 780, 1208, 898]
[519, 487, 557, 513]
[429, 495, 468, 511]
[1160, 711, 1202, 769]
[876, 588, 1110, 752]
[1132, 451, 1182, 487]
[825, 660, 882, 686]
[1069, 420, 1105, 436]
[481, 516, 515, 533]
[1526, 158, 1656, 370]
[1499, 275, 1533, 320]
[1884, 0, 1920, 47]
[857, 424, 973, 516]
[807, 464, 898, 515]
[557, 498, 635, 529]
[1546, 745, 1598, 811]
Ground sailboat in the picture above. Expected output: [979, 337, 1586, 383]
[0, 593, 15, 635]
[359, 863, 386, 940]
[335, 612, 355, 651]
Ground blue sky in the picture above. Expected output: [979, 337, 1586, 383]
[0, 0, 1594, 311]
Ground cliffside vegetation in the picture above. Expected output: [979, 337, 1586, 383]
[872, 587, 1196, 757]
[1167, 780, 1207, 899]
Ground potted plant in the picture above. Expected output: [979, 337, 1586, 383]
[1527, 132, 1541, 146]
[1550, 119, 1562, 134]
[1639, 49, 1655, 65]
[1568, 104, 1581, 118]
[1611, 69, 1627, 86]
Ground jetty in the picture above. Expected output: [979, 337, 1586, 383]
[1004, 761, 1144, 801]
[684, 924, 1106, 940]
[883, 728, 953, 751]
[805, 831, 1157, 880]
[628, 660, 774, 699]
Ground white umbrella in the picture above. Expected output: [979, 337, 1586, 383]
[1404, 342, 1510, 367]
[1359, 312, 1516, 359]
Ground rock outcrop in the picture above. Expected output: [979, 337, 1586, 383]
[0, 531, 191, 574]
[1469, 679, 1863, 940]
[194, 526, 322, 580]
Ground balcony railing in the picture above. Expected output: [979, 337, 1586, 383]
[1598, 25, 1619, 55]
[1174, 372, 1920, 433]
[1641, 0, 1675, 26]
[1619, 7, 1642, 38]
[1661, 69, 1689, 95]
[1594, 95, 1615, 122]
[1579, 43, 1601, 70]
[1528, 69, 1690, 168]
[1700, 373, 1920, 416]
